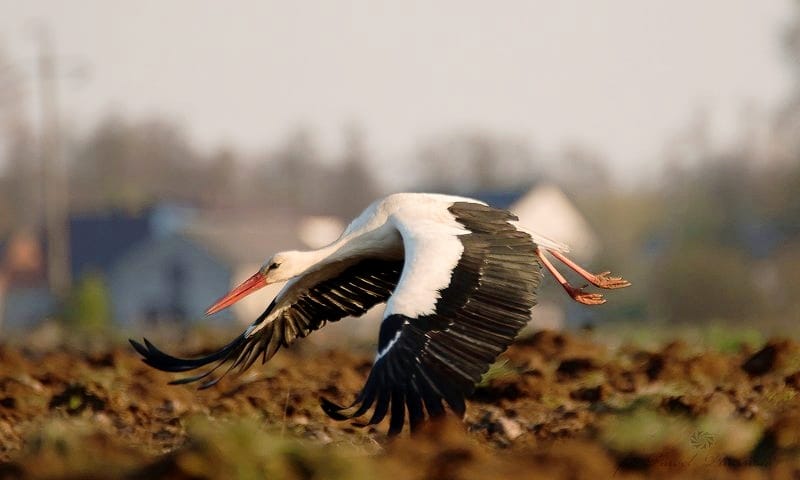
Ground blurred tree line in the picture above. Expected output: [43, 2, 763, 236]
[0, 115, 382, 223]
[580, 2, 800, 326]
[583, 142, 800, 326]
[58, 116, 383, 219]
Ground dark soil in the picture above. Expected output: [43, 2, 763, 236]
[1, 330, 800, 479]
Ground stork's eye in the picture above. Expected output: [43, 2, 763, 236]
[267, 262, 280, 271]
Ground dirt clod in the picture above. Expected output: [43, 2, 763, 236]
[743, 344, 779, 376]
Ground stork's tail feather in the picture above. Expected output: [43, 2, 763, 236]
[511, 224, 570, 253]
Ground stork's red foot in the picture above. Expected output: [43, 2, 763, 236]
[536, 247, 630, 306]
[546, 250, 631, 291]
[589, 271, 631, 290]
[566, 285, 607, 305]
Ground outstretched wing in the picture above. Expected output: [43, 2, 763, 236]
[321, 202, 543, 434]
[130, 258, 403, 388]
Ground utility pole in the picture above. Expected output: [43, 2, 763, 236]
[37, 30, 70, 298]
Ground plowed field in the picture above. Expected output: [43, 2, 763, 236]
[2, 329, 800, 479]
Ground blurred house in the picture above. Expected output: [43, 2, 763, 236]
[108, 211, 345, 327]
[0, 230, 55, 331]
[69, 206, 192, 279]
[0, 205, 197, 330]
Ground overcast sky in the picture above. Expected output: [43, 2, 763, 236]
[0, 0, 794, 186]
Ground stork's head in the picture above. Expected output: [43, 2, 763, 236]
[205, 250, 305, 315]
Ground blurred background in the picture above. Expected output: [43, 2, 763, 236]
[0, 1, 798, 343]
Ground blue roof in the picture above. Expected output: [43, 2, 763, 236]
[69, 211, 152, 278]
[468, 189, 529, 210]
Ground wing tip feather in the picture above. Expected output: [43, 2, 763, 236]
[320, 397, 353, 421]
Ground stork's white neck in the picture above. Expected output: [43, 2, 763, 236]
[276, 219, 402, 281]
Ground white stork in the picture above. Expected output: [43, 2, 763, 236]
[131, 193, 629, 435]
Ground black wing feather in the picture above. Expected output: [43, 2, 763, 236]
[131, 258, 403, 386]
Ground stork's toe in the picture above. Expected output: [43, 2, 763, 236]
[593, 272, 632, 289]
[566, 286, 607, 305]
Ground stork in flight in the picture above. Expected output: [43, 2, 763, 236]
[131, 193, 630, 435]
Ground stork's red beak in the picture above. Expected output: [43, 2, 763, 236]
[205, 271, 267, 315]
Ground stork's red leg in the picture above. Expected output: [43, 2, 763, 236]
[547, 250, 631, 290]
[536, 247, 606, 305]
